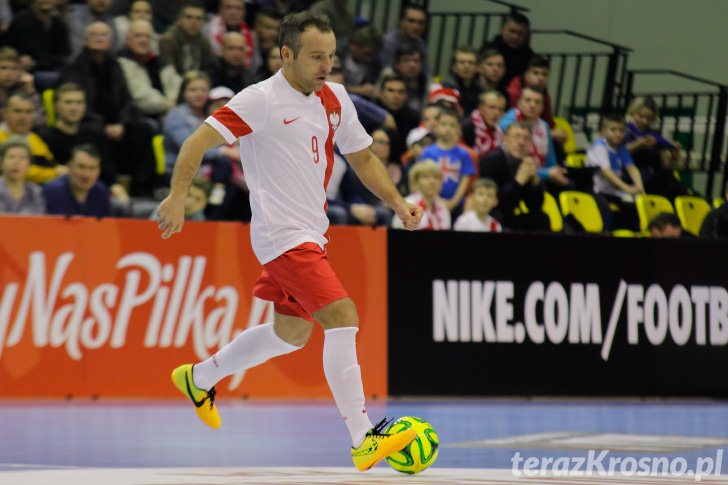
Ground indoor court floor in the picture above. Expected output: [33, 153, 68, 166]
[1, 398, 728, 484]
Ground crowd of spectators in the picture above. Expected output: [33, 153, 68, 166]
[0, 1, 723, 239]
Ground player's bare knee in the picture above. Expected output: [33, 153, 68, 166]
[314, 297, 359, 330]
[273, 314, 313, 347]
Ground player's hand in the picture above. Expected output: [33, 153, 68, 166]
[157, 194, 186, 239]
[395, 201, 423, 230]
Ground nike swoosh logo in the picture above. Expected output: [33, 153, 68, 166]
[185, 371, 206, 408]
[283, 117, 300, 125]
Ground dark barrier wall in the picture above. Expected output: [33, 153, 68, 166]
[388, 231, 728, 397]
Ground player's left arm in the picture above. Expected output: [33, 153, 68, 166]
[344, 148, 423, 230]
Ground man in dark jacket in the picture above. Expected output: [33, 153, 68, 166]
[481, 12, 534, 89]
[60, 21, 157, 196]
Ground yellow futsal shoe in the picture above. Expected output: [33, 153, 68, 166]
[171, 364, 221, 429]
[351, 418, 417, 471]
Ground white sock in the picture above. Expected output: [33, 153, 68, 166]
[323, 327, 373, 447]
[193, 322, 300, 391]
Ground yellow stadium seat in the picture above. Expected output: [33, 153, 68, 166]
[514, 192, 563, 232]
[612, 229, 640, 237]
[43, 89, 55, 127]
[565, 153, 585, 168]
[152, 134, 165, 175]
[715, 197, 725, 208]
[635, 194, 674, 233]
[674, 196, 711, 235]
[553, 116, 577, 154]
[542, 192, 563, 232]
[559, 190, 603, 233]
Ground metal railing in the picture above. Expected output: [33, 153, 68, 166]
[622, 70, 728, 197]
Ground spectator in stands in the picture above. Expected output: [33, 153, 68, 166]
[309, 0, 355, 54]
[625, 96, 688, 201]
[150, 176, 210, 220]
[419, 108, 475, 215]
[482, 12, 534, 89]
[648, 212, 689, 239]
[159, 1, 214, 75]
[388, 42, 429, 113]
[699, 188, 728, 240]
[251, 7, 281, 60]
[0, 136, 45, 214]
[499, 86, 568, 187]
[506, 55, 567, 144]
[38, 82, 129, 205]
[462, 89, 505, 159]
[585, 114, 643, 231]
[0, 47, 42, 125]
[118, 19, 181, 124]
[453, 178, 502, 232]
[67, 0, 121, 56]
[0, 0, 11, 34]
[479, 121, 550, 232]
[0, 92, 64, 184]
[204, 0, 255, 70]
[392, 159, 449, 230]
[326, 58, 394, 133]
[60, 21, 157, 196]
[207, 31, 255, 93]
[442, 46, 482, 115]
[114, 0, 160, 54]
[254, 44, 281, 82]
[476, 48, 506, 97]
[419, 103, 440, 132]
[164, 71, 231, 198]
[43, 144, 111, 217]
[341, 25, 383, 100]
[6, 0, 71, 87]
[401, 125, 434, 169]
[375, 73, 420, 162]
[380, 4, 429, 76]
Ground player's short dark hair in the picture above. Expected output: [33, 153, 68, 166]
[527, 55, 550, 71]
[279, 11, 332, 58]
[648, 212, 682, 231]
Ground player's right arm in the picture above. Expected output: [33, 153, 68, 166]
[157, 123, 226, 239]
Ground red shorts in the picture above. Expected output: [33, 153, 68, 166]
[253, 242, 348, 319]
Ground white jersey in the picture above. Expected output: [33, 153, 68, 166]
[206, 70, 372, 264]
[453, 211, 502, 232]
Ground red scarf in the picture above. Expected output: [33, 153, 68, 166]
[470, 109, 502, 158]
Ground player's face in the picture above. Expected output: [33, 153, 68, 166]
[518, 90, 543, 120]
[283, 26, 336, 95]
[479, 55, 504, 84]
[603, 121, 626, 147]
[480, 94, 506, 126]
[56, 91, 86, 124]
[1, 146, 31, 182]
[68, 151, 101, 192]
[472, 186, 497, 214]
